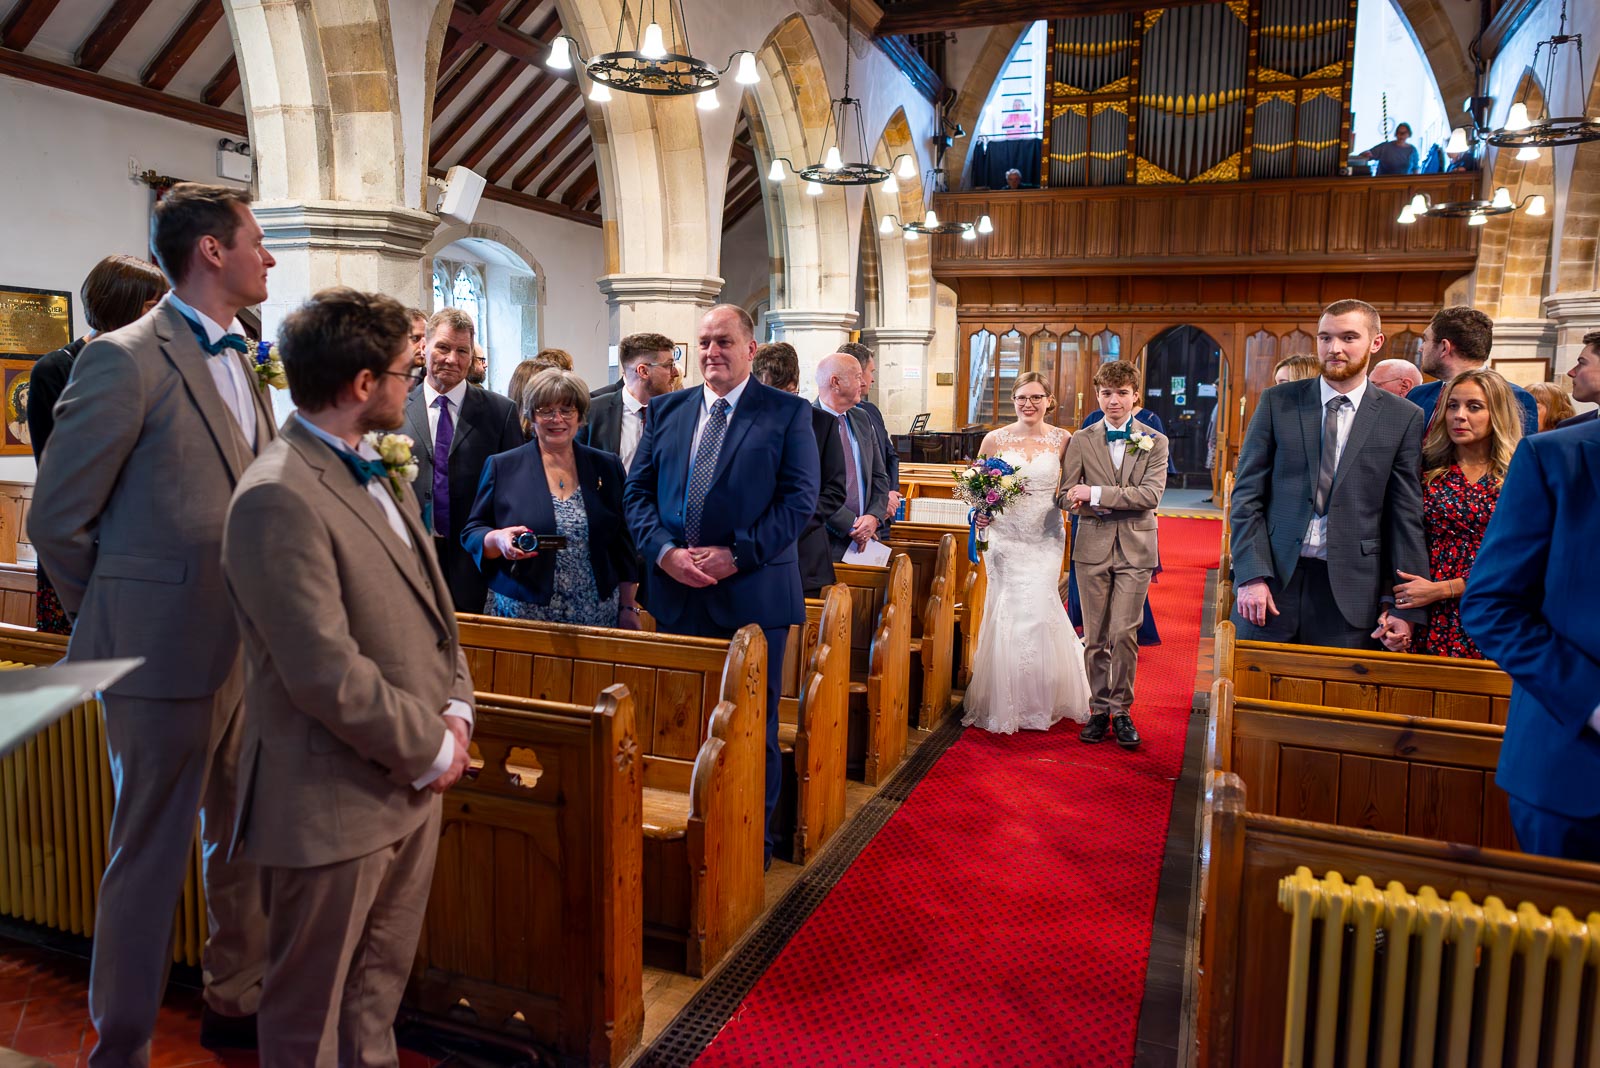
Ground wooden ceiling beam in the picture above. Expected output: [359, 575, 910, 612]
[459, 72, 559, 170]
[483, 92, 578, 183]
[0, 47, 246, 133]
[873, 0, 1214, 35]
[563, 162, 599, 209]
[724, 181, 765, 228]
[431, 56, 523, 160]
[1, 0, 65, 50]
[513, 109, 589, 189]
[729, 138, 756, 167]
[74, 0, 158, 71]
[141, 0, 223, 90]
[436, 44, 495, 112]
[466, 14, 574, 84]
[535, 138, 592, 199]
[201, 54, 238, 107]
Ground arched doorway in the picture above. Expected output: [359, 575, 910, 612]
[1141, 325, 1222, 486]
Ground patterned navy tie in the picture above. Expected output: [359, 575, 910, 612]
[684, 398, 730, 546]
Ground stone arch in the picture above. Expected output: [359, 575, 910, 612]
[1473, 72, 1557, 322]
[942, 23, 1032, 190]
[1556, 61, 1600, 294]
[423, 223, 547, 373]
[1388, 0, 1475, 131]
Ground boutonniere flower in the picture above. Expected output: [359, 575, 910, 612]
[362, 432, 419, 501]
[1129, 429, 1156, 452]
[254, 341, 288, 391]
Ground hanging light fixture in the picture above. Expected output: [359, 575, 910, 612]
[544, 0, 759, 100]
[878, 210, 995, 239]
[1396, 187, 1547, 225]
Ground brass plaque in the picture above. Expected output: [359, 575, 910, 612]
[0, 288, 72, 357]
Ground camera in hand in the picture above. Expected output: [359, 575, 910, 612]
[513, 531, 567, 553]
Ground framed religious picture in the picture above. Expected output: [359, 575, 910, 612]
[672, 343, 688, 365]
[0, 287, 72, 358]
[0, 358, 36, 456]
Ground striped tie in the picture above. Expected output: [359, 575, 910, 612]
[684, 398, 729, 546]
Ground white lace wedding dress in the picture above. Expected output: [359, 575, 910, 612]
[962, 430, 1093, 734]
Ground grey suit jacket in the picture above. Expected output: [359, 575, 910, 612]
[1058, 421, 1168, 569]
[28, 296, 278, 698]
[222, 415, 474, 869]
[1229, 378, 1428, 629]
[816, 403, 891, 553]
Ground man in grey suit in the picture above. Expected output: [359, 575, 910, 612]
[29, 184, 276, 1064]
[814, 352, 891, 558]
[839, 342, 904, 525]
[1230, 299, 1429, 650]
[578, 330, 681, 472]
[223, 289, 473, 1066]
[401, 308, 523, 613]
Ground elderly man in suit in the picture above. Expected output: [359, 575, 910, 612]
[579, 331, 681, 472]
[401, 308, 523, 613]
[1557, 333, 1599, 428]
[624, 304, 820, 869]
[815, 352, 892, 560]
[1230, 299, 1429, 650]
[223, 289, 473, 1065]
[839, 342, 903, 526]
[1058, 360, 1169, 748]
[1461, 420, 1600, 860]
[1407, 307, 1539, 438]
[1369, 358, 1423, 398]
[30, 183, 276, 1064]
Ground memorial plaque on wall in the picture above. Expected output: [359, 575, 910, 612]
[0, 287, 72, 357]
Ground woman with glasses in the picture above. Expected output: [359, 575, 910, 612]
[461, 369, 641, 627]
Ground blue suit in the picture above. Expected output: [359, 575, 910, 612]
[1460, 420, 1600, 860]
[624, 377, 821, 860]
[1408, 378, 1539, 440]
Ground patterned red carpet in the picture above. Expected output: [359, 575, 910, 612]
[695, 516, 1220, 1067]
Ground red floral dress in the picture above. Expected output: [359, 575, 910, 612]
[1413, 465, 1498, 659]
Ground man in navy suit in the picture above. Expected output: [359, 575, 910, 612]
[1556, 333, 1599, 428]
[1408, 307, 1539, 438]
[840, 342, 902, 525]
[624, 304, 821, 868]
[1461, 420, 1600, 861]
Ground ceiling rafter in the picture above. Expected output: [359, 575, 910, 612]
[534, 133, 594, 198]
[482, 93, 579, 183]
[75, 0, 159, 72]
[1, 0, 66, 50]
[513, 109, 589, 189]
[201, 54, 237, 106]
[724, 181, 764, 227]
[563, 162, 599, 209]
[431, 55, 525, 159]
[141, 0, 223, 90]
[458, 72, 562, 170]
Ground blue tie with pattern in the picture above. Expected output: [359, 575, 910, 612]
[685, 398, 730, 546]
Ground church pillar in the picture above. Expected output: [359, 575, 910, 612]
[766, 308, 859, 393]
[1487, 317, 1559, 381]
[596, 274, 725, 383]
[859, 326, 936, 432]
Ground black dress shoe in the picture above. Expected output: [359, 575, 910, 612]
[1111, 714, 1141, 750]
[200, 1007, 258, 1050]
[1079, 713, 1110, 744]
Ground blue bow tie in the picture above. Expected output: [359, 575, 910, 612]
[177, 312, 249, 357]
[333, 448, 391, 488]
[1105, 428, 1132, 442]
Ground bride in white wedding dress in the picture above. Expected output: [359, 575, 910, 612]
[962, 373, 1093, 734]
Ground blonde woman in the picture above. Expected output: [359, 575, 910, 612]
[1527, 380, 1575, 432]
[964, 372, 1092, 733]
[1273, 353, 1322, 385]
[1393, 368, 1523, 658]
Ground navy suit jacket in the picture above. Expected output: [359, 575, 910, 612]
[1461, 421, 1600, 818]
[1408, 378, 1539, 439]
[856, 399, 899, 490]
[460, 439, 636, 606]
[1557, 409, 1597, 429]
[623, 378, 821, 631]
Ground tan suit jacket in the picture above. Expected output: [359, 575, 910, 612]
[1057, 421, 1169, 570]
[29, 296, 277, 698]
[222, 415, 474, 869]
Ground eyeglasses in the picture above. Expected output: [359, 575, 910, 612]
[382, 365, 427, 385]
[1014, 394, 1048, 406]
[533, 405, 579, 422]
[644, 359, 681, 373]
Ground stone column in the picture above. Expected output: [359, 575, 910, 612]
[1544, 292, 1600, 413]
[858, 326, 936, 434]
[597, 274, 724, 384]
[1488, 318, 1558, 380]
[766, 309, 859, 395]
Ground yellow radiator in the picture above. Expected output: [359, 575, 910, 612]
[0, 661, 207, 967]
[1278, 867, 1600, 1068]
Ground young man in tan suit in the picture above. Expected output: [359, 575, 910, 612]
[1057, 360, 1169, 750]
[222, 289, 474, 1066]
[30, 184, 276, 1065]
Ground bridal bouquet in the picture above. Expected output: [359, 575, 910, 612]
[951, 455, 1029, 559]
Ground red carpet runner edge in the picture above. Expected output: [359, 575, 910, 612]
[694, 516, 1220, 1067]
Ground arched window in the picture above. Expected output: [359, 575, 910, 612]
[431, 259, 487, 349]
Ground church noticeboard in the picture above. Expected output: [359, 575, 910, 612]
[0, 287, 72, 358]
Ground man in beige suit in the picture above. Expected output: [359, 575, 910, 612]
[222, 288, 473, 1067]
[1057, 360, 1168, 750]
[29, 184, 276, 1065]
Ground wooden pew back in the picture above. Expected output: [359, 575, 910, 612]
[787, 586, 851, 863]
[410, 686, 644, 1066]
[0, 562, 37, 628]
[824, 558, 913, 785]
[913, 534, 958, 730]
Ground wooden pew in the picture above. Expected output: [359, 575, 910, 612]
[886, 533, 958, 730]
[1218, 621, 1514, 725]
[408, 686, 644, 1066]
[775, 585, 851, 864]
[455, 616, 767, 976]
[0, 562, 36, 628]
[821, 558, 912, 786]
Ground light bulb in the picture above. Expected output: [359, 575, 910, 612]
[1491, 186, 1513, 209]
[976, 214, 993, 234]
[805, 180, 822, 196]
[961, 227, 977, 241]
[923, 209, 939, 227]
[1516, 145, 1539, 161]
[1397, 207, 1416, 225]
[589, 80, 611, 103]
[1467, 212, 1487, 226]
[895, 155, 916, 179]
[767, 158, 785, 182]
[640, 22, 667, 59]
[903, 227, 918, 241]
[1504, 102, 1530, 131]
[1409, 194, 1428, 215]
[879, 214, 895, 235]
[735, 52, 760, 85]
[697, 88, 718, 111]
[882, 174, 899, 195]
[823, 146, 844, 171]
[1445, 127, 1468, 155]
[547, 36, 573, 70]
[1525, 195, 1546, 216]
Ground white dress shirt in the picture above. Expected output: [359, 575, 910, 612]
[1088, 417, 1132, 510]
[1300, 377, 1365, 561]
[422, 378, 470, 449]
[298, 414, 472, 790]
[620, 386, 647, 473]
[167, 292, 258, 448]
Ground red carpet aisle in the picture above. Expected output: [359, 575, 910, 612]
[695, 517, 1220, 1067]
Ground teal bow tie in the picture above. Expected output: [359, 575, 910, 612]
[334, 449, 390, 488]
[1104, 428, 1132, 442]
[177, 312, 249, 357]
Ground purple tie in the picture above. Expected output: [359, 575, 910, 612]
[432, 395, 454, 536]
[838, 414, 862, 515]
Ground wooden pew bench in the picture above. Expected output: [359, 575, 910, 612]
[455, 616, 766, 976]
[879, 532, 958, 730]
[0, 561, 37, 628]
[814, 559, 912, 786]
[408, 687, 644, 1066]
[774, 585, 851, 864]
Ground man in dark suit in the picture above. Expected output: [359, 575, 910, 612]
[1230, 299, 1429, 650]
[1556, 332, 1599, 428]
[840, 342, 902, 525]
[624, 304, 820, 868]
[578, 331, 681, 472]
[401, 308, 523, 613]
[1461, 420, 1600, 860]
[814, 352, 892, 561]
[1408, 306, 1539, 437]
[754, 342, 846, 595]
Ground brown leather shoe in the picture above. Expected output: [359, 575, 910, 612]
[200, 1007, 258, 1051]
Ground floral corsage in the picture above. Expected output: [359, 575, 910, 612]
[254, 341, 288, 390]
[1128, 428, 1157, 452]
[362, 432, 419, 501]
